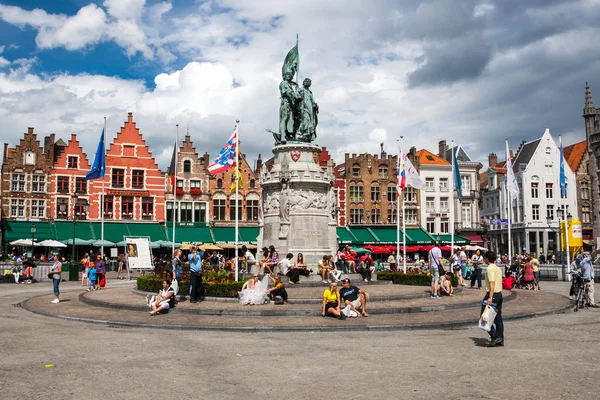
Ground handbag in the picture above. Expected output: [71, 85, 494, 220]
[47, 272, 54, 279]
[478, 305, 497, 332]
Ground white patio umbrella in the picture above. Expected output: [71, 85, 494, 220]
[38, 239, 68, 248]
[9, 239, 40, 247]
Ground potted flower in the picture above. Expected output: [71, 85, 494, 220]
[175, 188, 184, 196]
[190, 188, 202, 196]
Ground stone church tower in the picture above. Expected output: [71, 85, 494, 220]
[584, 82, 600, 244]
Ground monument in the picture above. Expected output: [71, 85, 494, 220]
[258, 38, 338, 266]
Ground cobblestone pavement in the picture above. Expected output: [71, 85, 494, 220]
[1, 280, 598, 399]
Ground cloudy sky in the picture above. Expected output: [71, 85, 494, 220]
[0, 0, 599, 169]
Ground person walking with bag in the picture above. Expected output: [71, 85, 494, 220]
[428, 241, 445, 299]
[481, 251, 504, 347]
[50, 255, 62, 304]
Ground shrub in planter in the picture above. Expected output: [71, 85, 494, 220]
[136, 274, 248, 298]
[376, 271, 458, 287]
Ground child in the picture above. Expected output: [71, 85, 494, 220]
[87, 262, 97, 291]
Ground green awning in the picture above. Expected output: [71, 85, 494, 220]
[166, 225, 213, 244]
[367, 227, 399, 244]
[126, 222, 168, 242]
[90, 222, 129, 243]
[337, 227, 355, 244]
[51, 221, 95, 242]
[238, 227, 259, 244]
[438, 234, 470, 245]
[347, 227, 378, 244]
[405, 227, 436, 245]
[3, 221, 55, 243]
[212, 226, 239, 243]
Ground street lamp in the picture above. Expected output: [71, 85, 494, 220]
[30, 224, 36, 259]
[70, 194, 90, 264]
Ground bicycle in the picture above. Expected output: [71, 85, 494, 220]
[569, 271, 588, 312]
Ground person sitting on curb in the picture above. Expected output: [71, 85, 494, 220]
[339, 278, 369, 317]
[318, 254, 332, 284]
[322, 282, 345, 319]
[280, 253, 299, 284]
[357, 253, 375, 282]
[502, 270, 517, 290]
[328, 255, 342, 283]
[440, 271, 455, 296]
[11, 262, 21, 284]
[266, 275, 288, 304]
[146, 280, 175, 315]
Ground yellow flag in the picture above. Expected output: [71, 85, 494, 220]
[230, 166, 244, 194]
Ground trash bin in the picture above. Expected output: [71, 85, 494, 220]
[68, 262, 80, 281]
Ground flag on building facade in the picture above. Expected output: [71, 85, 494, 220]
[208, 128, 238, 175]
[85, 129, 106, 181]
[453, 150, 463, 202]
[506, 139, 519, 199]
[559, 136, 566, 197]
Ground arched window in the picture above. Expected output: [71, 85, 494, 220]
[250, 179, 256, 189]
[217, 178, 223, 189]
[378, 164, 388, 179]
[352, 164, 361, 177]
[349, 184, 364, 202]
[183, 160, 191, 173]
[370, 184, 380, 202]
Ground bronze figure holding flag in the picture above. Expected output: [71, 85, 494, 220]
[268, 36, 319, 145]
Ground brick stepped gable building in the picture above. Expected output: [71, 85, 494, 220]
[344, 144, 421, 227]
[583, 81, 600, 243]
[89, 113, 165, 222]
[563, 140, 593, 249]
[165, 133, 211, 224]
[2, 128, 66, 222]
[50, 134, 91, 220]
[208, 150, 261, 226]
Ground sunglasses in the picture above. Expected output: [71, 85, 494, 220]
[253, 275, 258, 278]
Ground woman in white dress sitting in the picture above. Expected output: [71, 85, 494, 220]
[238, 274, 269, 305]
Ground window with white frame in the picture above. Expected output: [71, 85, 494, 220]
[426, 218, 435, 233]
[31, 199, 45, 218]
[371, 185, 380, 202]
[581, 181, 590, 199]
[426, 197, 435, 211]
[11, 174, 26, 192]
[405, 208, 417, 224]
[404, 187, 417, 203]
[440, 178, 448, 191]
[387, 185, 397, 202]
[546, 205, 554, 220]
[350, 206, 364, 224]
[532, 204, 540, 220]
[461, 175, 471, 194]
[582, 206, 591, 223]
[440, 197, 449, 211]
[32, 175, 46, 192]
[425, 177, 434, 191]
[371, 206, 381, 223]
[10, 199, 25, 217]
[462, 205, 471, 228]
[531, 183, 539, 198]
[349, 185, 364, 202]
[387, 208, 397, 224]
[440, 218, 449, 233]
[378, 165, 388, 179]
[546, 183, 553, 199]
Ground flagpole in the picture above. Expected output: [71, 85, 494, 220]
[506, 139, 513, 265]
[172, 125, 178, 257]
[560, 135, 571, 272]
[401, 137, 407, 273]
[101, 117, 106, 258]
[450, 140, 455, 254]
[234, 120, 240, 282]
[296, 34, 299, 86]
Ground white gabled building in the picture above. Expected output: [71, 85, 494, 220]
[483, 128, 577, 257]
[416, 149, 452, 236]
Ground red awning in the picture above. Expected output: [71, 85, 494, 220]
[363, 245, 391, 255]
[463, 235, 484, 244]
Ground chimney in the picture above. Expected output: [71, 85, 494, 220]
[44, 134, 55, 163]
[438, 140, 447, 159]
[127, 112, 133, 123]
[488, 152, 497, 168]
[3, 143, 8, 163]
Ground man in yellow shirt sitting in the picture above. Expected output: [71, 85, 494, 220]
[482, 251, 504, 347]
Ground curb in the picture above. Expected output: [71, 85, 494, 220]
[81, 287, 505, 317]
[19, 293, 573, 332]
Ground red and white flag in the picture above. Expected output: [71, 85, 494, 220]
[208, 128, 238, 175]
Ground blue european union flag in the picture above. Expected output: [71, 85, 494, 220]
[559, 140, 566, 197]
[85, 129, 106, 181]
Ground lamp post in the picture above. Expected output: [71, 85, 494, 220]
[69, 194, 90, 264]
[30, 224, 36, 259]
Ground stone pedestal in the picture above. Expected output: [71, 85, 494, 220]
[258, 143, 337, 267]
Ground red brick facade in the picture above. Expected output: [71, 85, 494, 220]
[1, 129, 64, 222]
[164, 134, 212, 224]
[208, 153, 260, 226]
[87, 113, 165, 222]
[50, 134, 91, 220]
